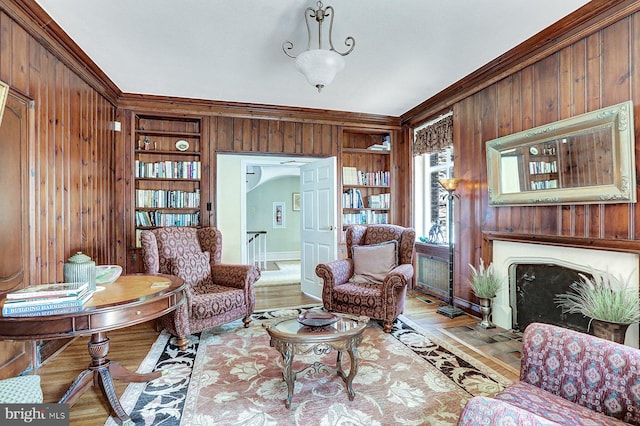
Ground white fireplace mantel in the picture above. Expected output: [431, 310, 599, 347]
[491, 240, 639, 347]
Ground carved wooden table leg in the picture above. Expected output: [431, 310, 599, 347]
[59, 332, 161, 425]
[336, 347, 359, 401]
[281, 345, 295, 409]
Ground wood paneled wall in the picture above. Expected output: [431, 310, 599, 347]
[116, 106, 398, 270]
[0, 8, 117, 285]
[5, 0, 636, 316]
[212, 116, 340, 157]
[407, 5, 640, 306]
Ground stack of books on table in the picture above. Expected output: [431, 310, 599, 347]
[2, 282, 94, 316]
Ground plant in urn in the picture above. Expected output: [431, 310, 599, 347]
[555, 269, 640, 344]
[64, 252, 96, 292]
[468, 259, 502, 329]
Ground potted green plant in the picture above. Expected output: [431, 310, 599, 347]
[554, 270, 640, 344]
[469, 259, 502, 329]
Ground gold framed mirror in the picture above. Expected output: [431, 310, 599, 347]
[486, 101, 636, 206]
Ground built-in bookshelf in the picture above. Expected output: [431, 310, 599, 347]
[341, 130, 392, 227]
[132, 114, 204, 248]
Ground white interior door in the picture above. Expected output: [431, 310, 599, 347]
[300, 157, 337, 299]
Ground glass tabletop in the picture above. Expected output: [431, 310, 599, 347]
[267, 313, 369, 342]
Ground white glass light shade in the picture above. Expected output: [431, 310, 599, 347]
[295, 49, 345, 91]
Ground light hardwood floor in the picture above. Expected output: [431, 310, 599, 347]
[34, 285, 519, 425]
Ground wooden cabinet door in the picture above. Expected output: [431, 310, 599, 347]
[0, 93, 32, 378]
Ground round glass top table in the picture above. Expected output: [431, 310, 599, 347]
[266, 313, 369, 409]
[0, 273, 185, 425]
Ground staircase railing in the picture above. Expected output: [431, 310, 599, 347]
[246, 230, 267, 270]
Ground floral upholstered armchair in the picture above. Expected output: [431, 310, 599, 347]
[141, 227, 260, 350]
[315, 224, 416, 332]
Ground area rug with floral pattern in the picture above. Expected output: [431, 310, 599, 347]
[106, 306, 511, 425]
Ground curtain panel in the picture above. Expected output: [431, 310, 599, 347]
[413, 114, 453, 156]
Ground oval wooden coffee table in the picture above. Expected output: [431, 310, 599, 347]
[0, 273, 185, 425]
[266, 312, 369, 409]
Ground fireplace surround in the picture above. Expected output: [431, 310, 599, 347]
[488, 237, 639, 347]
[511, 263, 592, 333]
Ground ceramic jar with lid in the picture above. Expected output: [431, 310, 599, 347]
[63, 252, 96, 291]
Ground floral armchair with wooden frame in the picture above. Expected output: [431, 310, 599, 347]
[141, 226, 260, 350]
[315, 224, 416, 332]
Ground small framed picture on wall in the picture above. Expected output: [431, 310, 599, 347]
[273, 202, 285, 228]
[292, 193, 300, 211]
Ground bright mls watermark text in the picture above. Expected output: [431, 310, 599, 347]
[1, 404, 68, 425]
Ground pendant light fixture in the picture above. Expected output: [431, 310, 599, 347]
[283, 1, 355, 92]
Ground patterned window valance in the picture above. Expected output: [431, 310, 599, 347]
[413, 114, 453, 156]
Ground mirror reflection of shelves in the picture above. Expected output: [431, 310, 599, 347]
[132, 114, 203, 247]
[527, 142, 559, 191]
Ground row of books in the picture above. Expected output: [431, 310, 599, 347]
[136, 211, 200, 227]
[368, 193, 391, 209]
[342, 167, 390, 186]
[531, 179, 559, 191]
[529, 160, 558, 175]
[2, 281, 93, 316]
[135, 160, 201, 179]
[343, 188, 364, 208]
[343, 189, 391, 210]
[136, 189, 201, 208]
[342, 211, 389, 225]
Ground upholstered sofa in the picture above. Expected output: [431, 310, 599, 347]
[315, 224, 415, 332]
[458, 322, 640, 425]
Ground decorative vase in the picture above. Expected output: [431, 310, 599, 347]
[478, 296, 496, 329]
[590, 318, 629, 344]
[63, 252, 96, 292]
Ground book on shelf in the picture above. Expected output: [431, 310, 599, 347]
[342, 188, 364, 209]
[136, 189, 200, 208]
[367, 193, 390, 209]
[6, 281, 89, 300]
[135, 160, 201, 179]
[342, 166, 358, 185]
[366, 144, 390, 151]
[136, 210, 200, 227]
[357, 170, 389, 186]
[2, 288, 94, 315]
[342, 211, 389, 225]
[136, 229, 143, 248]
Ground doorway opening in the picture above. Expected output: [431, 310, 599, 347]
[216, 154, 337, 299]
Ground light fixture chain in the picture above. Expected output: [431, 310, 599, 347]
[316, 4, 324, 50]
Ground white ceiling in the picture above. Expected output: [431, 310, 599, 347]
[34, 0, 591, 117]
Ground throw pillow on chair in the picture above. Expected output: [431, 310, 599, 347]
[169, 251, 212, 287]
[350, 240, 398, 284]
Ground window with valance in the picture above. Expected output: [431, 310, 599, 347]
[413, 113, 454, 243]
